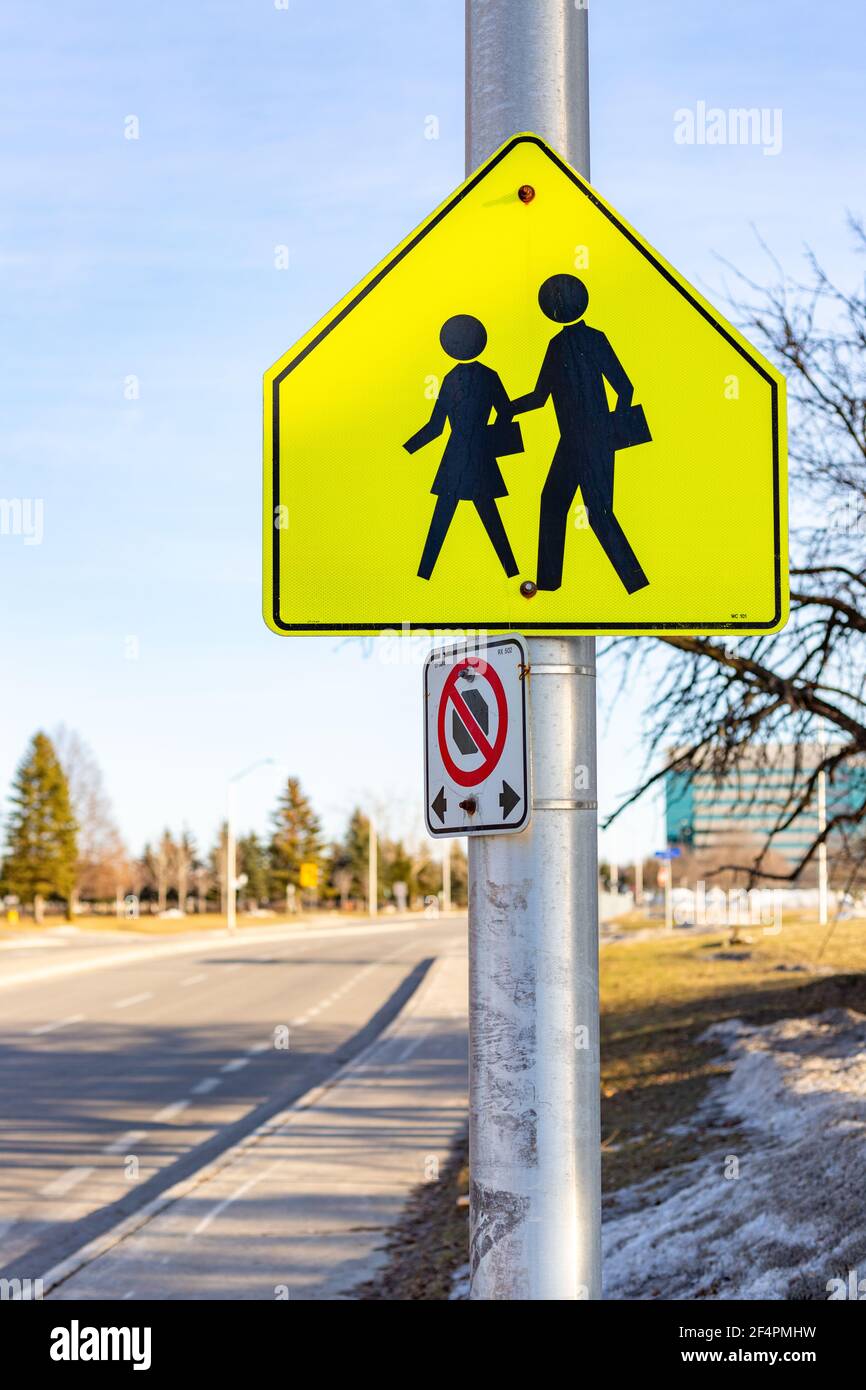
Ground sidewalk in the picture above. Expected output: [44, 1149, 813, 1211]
[46, 939, 469, 1301]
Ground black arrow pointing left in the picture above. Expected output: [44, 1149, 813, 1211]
[432, 786, 448, 823]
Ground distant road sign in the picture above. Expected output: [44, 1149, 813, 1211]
[424, 635, 529, 837]
[299, 862, 319, 889]
[654, 847, 682, 860]
[264, 132, 787, 637]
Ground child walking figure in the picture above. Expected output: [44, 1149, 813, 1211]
[404, 314, 522, 581]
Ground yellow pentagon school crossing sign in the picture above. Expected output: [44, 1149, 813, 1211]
[264, 133, 787, 637]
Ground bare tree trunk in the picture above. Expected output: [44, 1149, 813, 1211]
[34, 894, 44, 925]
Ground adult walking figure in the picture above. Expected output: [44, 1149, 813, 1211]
[404, 314, 521, 581]
[512, 274, 651, 594]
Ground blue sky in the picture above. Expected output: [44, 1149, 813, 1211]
[1, 0, 863, 863]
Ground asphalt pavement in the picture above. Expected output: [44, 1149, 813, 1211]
[0, 915, 467, 1292]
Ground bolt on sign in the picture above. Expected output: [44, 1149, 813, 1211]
[424, 635, 529, 838]
[264, 133, 787, 637]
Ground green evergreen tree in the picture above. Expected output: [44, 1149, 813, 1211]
[269, 778, 323, 896]
[208, 822, 229, 914]
[412, 843, 440, 903]
[383, 838, 412, 901]
[340, 807, 373, 903]
[237, 831, 269, 905]
[321, 840, 349, 905]
[1, 732, 78, 921]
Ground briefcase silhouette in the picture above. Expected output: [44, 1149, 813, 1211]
[488, 417, 524, 457]
[609, 403, 652, 451]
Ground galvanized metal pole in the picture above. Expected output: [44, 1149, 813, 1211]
[466, 0, 601, 1301]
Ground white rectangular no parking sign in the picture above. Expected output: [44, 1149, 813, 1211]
[423, 634, 530, 838]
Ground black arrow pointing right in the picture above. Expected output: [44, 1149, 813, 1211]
[432, 786, 448, 823]
[499, 780, 520, 819]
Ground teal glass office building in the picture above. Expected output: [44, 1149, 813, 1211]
[665, 745, 866, 869]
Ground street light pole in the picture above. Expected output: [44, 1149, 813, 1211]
[466, 0, 600, 1301]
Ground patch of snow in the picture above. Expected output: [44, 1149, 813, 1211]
[604, 1007, 866, 1300]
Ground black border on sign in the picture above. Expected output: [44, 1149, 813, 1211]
[270, 134, 783, 633]
[423, 634, 530, 839]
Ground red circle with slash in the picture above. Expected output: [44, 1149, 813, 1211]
[437, 657, 508, 788]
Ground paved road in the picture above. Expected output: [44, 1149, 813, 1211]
[48, 947, 469, 1300]
[0, 916, 466, 1284]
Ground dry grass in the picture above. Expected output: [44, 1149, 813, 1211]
[600, 916, 866, 1190]
[0, 912, 286, 939]
[0, 908, 430, 940]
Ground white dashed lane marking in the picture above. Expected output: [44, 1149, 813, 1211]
[179, 974, 208, 987]
[102, 1130, 146, 1156]
[220, 1058, 250, 1075]
[151, 1100, 190, 1123]
[28, 1014, 85, 1035]
[41, 1166, 95, 1197]
[191, 1077, 221, 1095]
[113, 992, 153, 1010]
[289, 954, 397, 1029]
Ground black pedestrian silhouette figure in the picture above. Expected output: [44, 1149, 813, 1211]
[404, 314, 521, 581]
[512, 274, 651, 594]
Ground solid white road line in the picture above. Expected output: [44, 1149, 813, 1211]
[191, 1162, 281, 1238]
